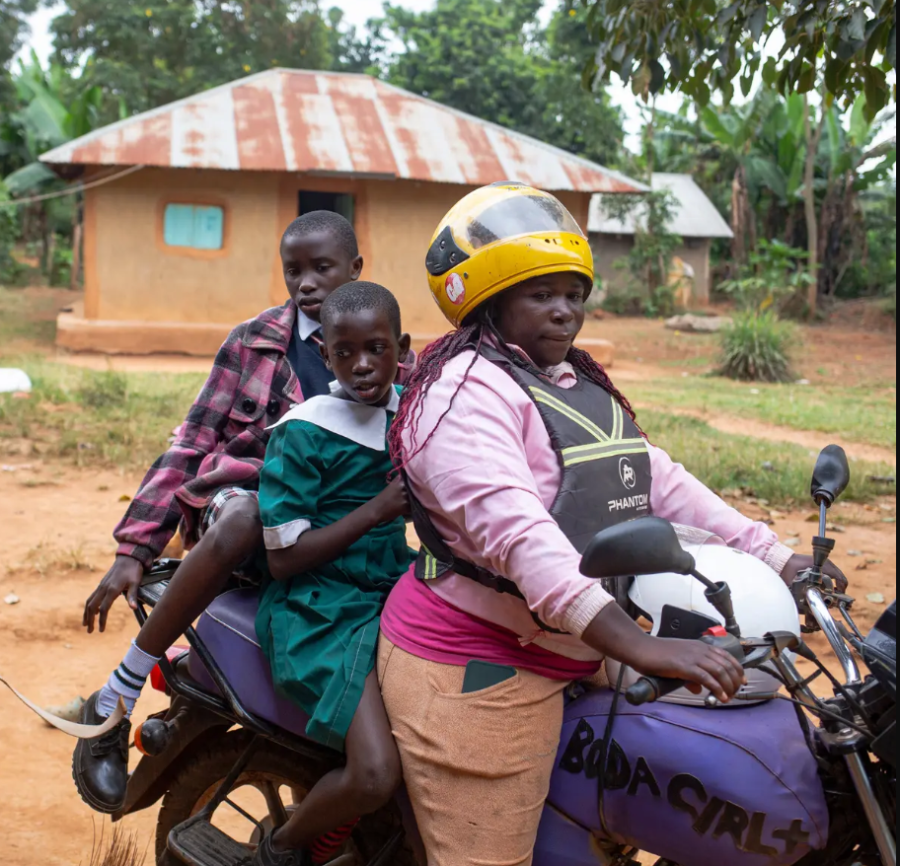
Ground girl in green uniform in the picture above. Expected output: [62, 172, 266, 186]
[253, 281, 414, 866]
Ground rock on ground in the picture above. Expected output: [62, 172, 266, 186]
[665, 314, 733, 334]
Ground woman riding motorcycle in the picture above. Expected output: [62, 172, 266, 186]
[377, 182, 845, 865]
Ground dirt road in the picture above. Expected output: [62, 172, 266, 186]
[0, 461, 895, 865]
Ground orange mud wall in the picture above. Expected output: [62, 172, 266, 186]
[60, 167, 592, 355]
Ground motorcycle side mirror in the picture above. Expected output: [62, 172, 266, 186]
[811, 445, 851, 508]
[580, 518, 696, 580]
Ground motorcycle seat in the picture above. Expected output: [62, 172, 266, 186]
[188, 588, 312, 738]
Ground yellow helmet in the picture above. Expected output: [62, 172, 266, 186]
[425, 182, 594, 328]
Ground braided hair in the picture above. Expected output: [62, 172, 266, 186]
[388, 311, 641, 471]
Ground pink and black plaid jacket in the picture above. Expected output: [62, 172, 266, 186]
[114, 301, 416, 568]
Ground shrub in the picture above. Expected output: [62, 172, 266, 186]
[50, 238, 74, 287]
[717, 240, 813, 314]
[882, 285, 896, 322]
[718, 310, 795, 383]
[601, 275, 678, 318]
[0, 184, 26, 286]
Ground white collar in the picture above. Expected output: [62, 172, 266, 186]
[270, 382, 400, 451]
[296, 307, 321, 342]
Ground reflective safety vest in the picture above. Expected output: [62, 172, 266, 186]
[411, 345, 653, 633]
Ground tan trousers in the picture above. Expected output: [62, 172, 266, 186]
[377, 637, 568, 866]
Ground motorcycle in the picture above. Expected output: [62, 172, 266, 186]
[116, 444, 896, 866]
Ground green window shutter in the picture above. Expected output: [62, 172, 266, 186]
[193, 206, 224, 250]
[164, 204, 224, 250]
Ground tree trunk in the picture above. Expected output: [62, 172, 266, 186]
[802, 95, 828, 316]
[731, 166, 749, 268]
[40, 208, 51, 280]
[784, 205, 798, 247]
[646, 99, 657, 180]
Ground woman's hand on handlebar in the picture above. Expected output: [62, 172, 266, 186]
[782, 554, 848, 593]
[83, 555, 144, 634]
[581, 603, 746, 705]
[631, 638, 747, 704]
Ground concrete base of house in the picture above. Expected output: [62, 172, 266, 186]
[56, 306, 234, 356]
[56, 307, 616, 366]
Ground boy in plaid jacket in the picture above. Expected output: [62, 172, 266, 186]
[73, 211, 407, 814]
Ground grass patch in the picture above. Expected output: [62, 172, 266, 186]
[644, 410, 895, 507]
[630, 377, 896, 450]
[4, 541, 97, 578]
[0, 356, 204, 470]
[657, 355, 715, 369]
[0, 357, 894, 510]
[0, 286, 59, 347]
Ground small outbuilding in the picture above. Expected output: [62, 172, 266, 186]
[41, 68, 646, 355]
[589, 173, 734, 305]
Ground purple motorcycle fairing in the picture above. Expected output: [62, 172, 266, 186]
[188, 589, 312, 738]
[535, 689, 830, 866]
[190, 590, 830, 866]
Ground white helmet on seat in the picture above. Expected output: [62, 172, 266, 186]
[607, 526, 801, 708]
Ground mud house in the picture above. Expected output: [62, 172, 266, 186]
[40, 69, 646, 356]
[589, 173, 734, 304]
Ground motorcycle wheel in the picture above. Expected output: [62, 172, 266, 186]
[155, 730, 418, 866]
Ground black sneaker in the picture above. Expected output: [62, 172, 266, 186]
[71, 690, 131, 813]
[253, 833, 312, 866]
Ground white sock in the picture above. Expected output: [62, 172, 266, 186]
[97, 640, 161, 718]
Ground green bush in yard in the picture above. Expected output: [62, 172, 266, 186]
[0, 184, 26, 286]
[718, 310, 795, 383]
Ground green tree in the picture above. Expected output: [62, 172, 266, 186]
[0, 56, 109, 283]
[381, 0, 546, 132]
[379, 0, 625, 167]
[0, 182, 23, 283]
[49, 0, 332, 119]
[600, 188, 683, 316]
[575, 0, 896, 117]
[818, 98, 896, 297]
[326, 6, 384, 75]
[574, 0, 896, 314]
[0, 0, 38, 105]
[846, 182, 896, 299]
[2, 54, 104, 194]
[537, 4, 626, 166]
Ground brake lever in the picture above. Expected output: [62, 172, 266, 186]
[741, 645, 774, 669]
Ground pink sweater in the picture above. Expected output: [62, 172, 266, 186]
[381, 351, 794, 677]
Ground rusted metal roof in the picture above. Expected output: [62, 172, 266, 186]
[40, 69, 645, 194]
[590, 173, 734, 238]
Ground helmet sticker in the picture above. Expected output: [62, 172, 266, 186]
[445, 273, 466, 306]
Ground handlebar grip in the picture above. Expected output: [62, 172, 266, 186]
[626, 676, 686, 706]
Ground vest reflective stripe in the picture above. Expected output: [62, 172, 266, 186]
[563, 441, 649, 468]
[409, 345, 653, 633]
[530, 388, 610, 443]
[611, 397, 624, 440]
[530, 385, 644, 467]
[421, 547, 440, 582]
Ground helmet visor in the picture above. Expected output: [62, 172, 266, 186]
[464, 194, 585, 250]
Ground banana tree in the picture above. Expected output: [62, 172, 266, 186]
[1, 54, 106, 286]
[2, 52, 104, 196]
[700, 87, 781, 266]
[818, 95, 896, 296]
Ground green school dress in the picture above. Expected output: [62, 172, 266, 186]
[256, 384, 415, 752]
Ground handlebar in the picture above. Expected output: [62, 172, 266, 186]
[806, 587, 862, 685]
[625, 631, 747, 707]
[626, 675, 687, 706]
